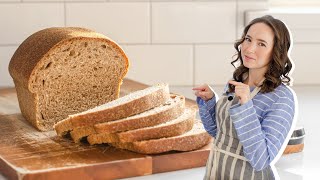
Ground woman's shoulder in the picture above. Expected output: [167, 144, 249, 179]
[263, 83, 295, 103]
[274, 83, 295, 97]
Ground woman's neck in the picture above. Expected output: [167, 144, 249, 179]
[245, 69, 266, 87]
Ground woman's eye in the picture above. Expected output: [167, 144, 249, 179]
[259, 43, 266, 47]
[245, 37, 251, 42]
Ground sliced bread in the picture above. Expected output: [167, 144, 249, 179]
[87, 109, 195, 144]
[9, 27, 129, 131]
[110, 120, 211, 154]
[54, 83, 170, 136]
[94, 94, 185, 133]
[70, 94, 185, 143]
[70, 126, 96, 143]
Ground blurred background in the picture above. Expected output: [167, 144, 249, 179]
[0, 0, 320, 88]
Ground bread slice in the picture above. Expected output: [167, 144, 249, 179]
[70, 94, 185, 143]
[95, 94, 185, 133]
[70, 126, 96, 143]
[110, 120, 211, 154]
[87, 109, 195, 144]
[9, 27, 129, 131]
[54, 83, 170, 136]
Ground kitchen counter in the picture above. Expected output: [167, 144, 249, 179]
[123, 85, 318, 180]
[1, 85, 318, 180]
[0, 80, 209, 180]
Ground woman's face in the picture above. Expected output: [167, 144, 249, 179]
[241, 22, 274, 72]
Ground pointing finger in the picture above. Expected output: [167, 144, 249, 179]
[192, 87, 205, 91]
[228, 80, 243, 86]
[192, 84, 209, 91]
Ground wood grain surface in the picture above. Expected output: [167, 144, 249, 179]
[0, 79, 210, 180]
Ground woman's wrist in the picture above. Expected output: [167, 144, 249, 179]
[205, 93, 215, 102]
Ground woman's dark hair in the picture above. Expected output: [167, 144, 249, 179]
[230, 15, 293, 93]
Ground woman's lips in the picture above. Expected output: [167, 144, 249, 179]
[244, 55, 255, 61]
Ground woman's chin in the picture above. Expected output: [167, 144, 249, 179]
[243, 63, 254, 69]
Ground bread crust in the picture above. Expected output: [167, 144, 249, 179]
[54, 84, 170, 136]
[54, 120, 73, 136]
[87, 109, 195, 144]
[94, 95, 185, 133]
[69, 94, 185, 143]
[70, 87, 170, 127]
[9, 27, 128, 92]
[9, 27, 129, 131]
[111, 131, 211, 154]
[70, 126, 96, 143]
[118, 110, 195, 142]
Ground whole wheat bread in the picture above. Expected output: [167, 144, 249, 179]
[110, 120, 211, 154]
[54, 83, 170, 136]
[87, 109, 195, 144]
[70, 126, 95, 143]
[70, 94, 185, 143]
[9, 27, 129, 131]
[95, 94, 185, 133]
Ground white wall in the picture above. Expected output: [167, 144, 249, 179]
[0, 0, 319, 88]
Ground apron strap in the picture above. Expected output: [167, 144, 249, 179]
[249, 78, 265, 100]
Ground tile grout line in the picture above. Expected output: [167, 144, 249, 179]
[64, 1, 67, 27]
[150, 1, 152, 44]
[235, 0, 238, 40]
[0, 44, 20, 47]
[192, 44, 196, 87]
[118, 42, 235, 46]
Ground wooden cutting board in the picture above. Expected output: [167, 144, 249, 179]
[0, 79, 211, 180]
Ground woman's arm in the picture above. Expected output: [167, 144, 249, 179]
[229, 87, 295, 171]
[196, 96, 218, 137]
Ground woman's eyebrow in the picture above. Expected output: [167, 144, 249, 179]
[246, 35, 268, 45]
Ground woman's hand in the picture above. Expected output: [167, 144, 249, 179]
[228, 80, 250, 105]
[192, 84, 215, 101]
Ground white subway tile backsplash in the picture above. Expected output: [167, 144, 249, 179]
[66, 2, 150, 44]
[23, 0, 105, 2]
[0, 0, 19, 2]
[22, 0, 106, 3]
[237, 1, 268, 38]
[0, 46, 18, 87]
[292, 29, 320, 43]
[151, 0, 193, 1]
[238, 0, 267, 1]
[0, 3, 64, 45]
[110, 0, 149, 2]
[246, 11, 320, 29]
[245, 11, 320, 43]
[0, 1, 318, 87]
[152, 2, 236, 43]
[290, 44, 320, 85]
[195, 44, 236, 85]
[121, 45, 193, 86]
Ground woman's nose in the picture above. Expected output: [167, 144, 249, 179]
[246, 43, 256, 53]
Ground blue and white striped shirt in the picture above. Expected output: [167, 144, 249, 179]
[197, 83, 296, 171]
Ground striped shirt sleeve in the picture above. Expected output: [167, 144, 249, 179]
[196, 96, 218, 137]
[228, 89, 295, 171]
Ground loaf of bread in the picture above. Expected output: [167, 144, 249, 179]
[87, 109, 195, 144]
[9, 27, 129, 131]
[70, 94, 185, 143]
[110, 120, 211, 154]
[54, 83, 170, 136]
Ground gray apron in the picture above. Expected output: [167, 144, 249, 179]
[204, 85, 274, 180]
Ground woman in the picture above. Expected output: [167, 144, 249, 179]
[193, 15, 297, 180]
